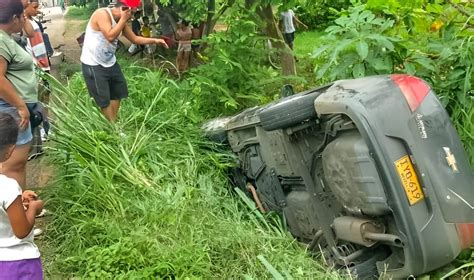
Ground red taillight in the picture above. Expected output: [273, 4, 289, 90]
[456, 223, 474, 249]
[391, 74, 430, 112]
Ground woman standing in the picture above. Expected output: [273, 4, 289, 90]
[0, 0, 38, 189]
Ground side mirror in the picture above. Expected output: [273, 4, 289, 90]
[281, 84, 294, 98]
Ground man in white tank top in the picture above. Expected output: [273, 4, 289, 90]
[80, 0, 168, 122]
[279, 8, 307, 50]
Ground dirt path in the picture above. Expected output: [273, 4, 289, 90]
[26, 8, 85, 190]
[43, 7, 84, 63]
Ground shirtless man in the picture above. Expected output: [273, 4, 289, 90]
[80, 0, 168, 122]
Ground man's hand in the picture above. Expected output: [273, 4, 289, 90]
[120, 7, 133, 22]
[17, 105, 30, 130]
[154, 38, 169, 49]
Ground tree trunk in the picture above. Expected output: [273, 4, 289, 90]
[204, 0, 216, 36]
[256, 4, 296, 76]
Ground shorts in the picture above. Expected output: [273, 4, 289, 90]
[0, 258, 43, 280]
[81, 63, 128, 108]
[177, 43, 192, 52]
[283, 32, 295, 45]
[0, 102, 32, 145]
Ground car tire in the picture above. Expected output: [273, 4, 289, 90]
[259, 90, 323, 131]
[201, 117, 231, 143]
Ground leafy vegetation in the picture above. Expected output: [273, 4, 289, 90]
[64, 5, 96, 20]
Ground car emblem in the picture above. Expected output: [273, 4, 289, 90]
[443, 147, 459, 173]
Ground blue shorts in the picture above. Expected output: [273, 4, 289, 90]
[0, 102, 32, 145]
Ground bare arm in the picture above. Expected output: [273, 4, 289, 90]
[293, 15, 308, 29]
[122, 26, 169, 48]
[0, 57, 29, 129]
[95, 9, 130, 43]
[7, 197, 43, 239]
[23, 18, 35, 38]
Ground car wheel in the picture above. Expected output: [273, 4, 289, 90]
[201, 117, 231, 143]
[259, 89, 327, 131]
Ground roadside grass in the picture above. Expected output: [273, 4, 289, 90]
[294, 30, 325, 88]
[65, 6, 92, 20]
[41, 64, 342, 279]
[294, 30, 325, 59]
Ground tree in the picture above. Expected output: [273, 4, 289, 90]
[157, 0, 297, 75]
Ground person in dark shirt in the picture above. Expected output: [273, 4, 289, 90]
[131, 10, 141, 36]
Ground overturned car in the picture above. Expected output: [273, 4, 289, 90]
[203, 75, 474, 278]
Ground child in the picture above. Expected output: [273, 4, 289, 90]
[140, 16, 151, 38]
[176, 20, 192, 73]
[0, 112, 44, 280]
[140, 16, 154, 55]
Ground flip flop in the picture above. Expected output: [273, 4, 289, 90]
[36, 209, 47, 218]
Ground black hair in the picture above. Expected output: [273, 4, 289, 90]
[0, 0, 24, 24]
[0, 112, 18, 149]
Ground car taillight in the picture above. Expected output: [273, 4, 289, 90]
[391, 74, 430, 112]
[456, 223, 474, 249]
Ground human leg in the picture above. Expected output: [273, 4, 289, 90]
[283, 32, 294, 50]
[101, 100, 120, 122]
[182, 50, 191, 72]
[176, 49, 184, 72]
[108, 63, 128, 122]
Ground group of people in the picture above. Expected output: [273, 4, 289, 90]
[129, 9, 197, 73]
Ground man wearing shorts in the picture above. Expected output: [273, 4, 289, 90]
[280, 8, 307, 50]
[81, 0, 168, 122]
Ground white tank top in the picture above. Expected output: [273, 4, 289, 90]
[80, 8, 119, 67]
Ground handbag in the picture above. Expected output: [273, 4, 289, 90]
[26, 102, 44, 128]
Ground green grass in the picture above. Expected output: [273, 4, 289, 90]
[65, 6, 93, 20]
[294, 30, 325, 59]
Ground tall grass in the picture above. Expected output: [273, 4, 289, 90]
[64, 6, 93, 21]
[41, 64, 341, 279]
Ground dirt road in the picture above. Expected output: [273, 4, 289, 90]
[42, 7, 85, 63]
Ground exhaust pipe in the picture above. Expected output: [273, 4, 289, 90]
[363, 232, 404, 247]
[334, 216, 404, 247]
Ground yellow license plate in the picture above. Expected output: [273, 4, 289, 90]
[395, 155, 424, 205]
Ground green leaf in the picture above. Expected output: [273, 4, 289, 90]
[353, 63, 365, 78]
[404, 62, 416, 75]
[367, 57, 392, 72]
[356, 40, 369, 60]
